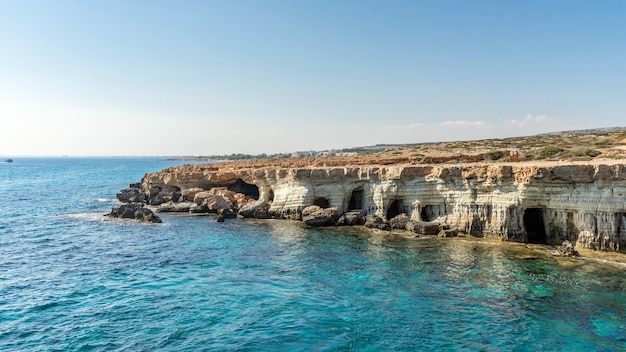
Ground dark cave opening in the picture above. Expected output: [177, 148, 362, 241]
[524, 208, 547, 244]
[420, 206, 434, 222]
[313, 197, 330, 208]
[227, 179, 259, 200]
[386, 199, 403, 220]
[348, 188, 364, 210]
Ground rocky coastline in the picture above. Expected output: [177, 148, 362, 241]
[109, 159, 626, 254]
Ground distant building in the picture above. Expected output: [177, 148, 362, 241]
[292, 151, 315, 158]
[509, 147, 519, 162]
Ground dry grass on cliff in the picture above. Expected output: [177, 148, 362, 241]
[385, 130, 626, 163]
[216, 129, 626, 169]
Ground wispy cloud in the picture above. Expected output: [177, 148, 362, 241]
[438, 120, 489, 128]
[507, 114, 556, 128]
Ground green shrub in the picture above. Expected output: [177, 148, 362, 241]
[595, 138, 615, 147]
[569, 148, 597, 157]
[484, 150, 505, 161]
[540, 146, 565, 159]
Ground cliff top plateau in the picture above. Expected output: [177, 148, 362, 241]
[176, 128, 626, 170]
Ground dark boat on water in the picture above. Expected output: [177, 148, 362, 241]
[3, 158, 13, 163]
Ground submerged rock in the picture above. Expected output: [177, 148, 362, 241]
[406, 221, 441, 235]
[557, 240, 579, 257]
[438, 229, 458, 238]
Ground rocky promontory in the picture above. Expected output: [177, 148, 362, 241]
[112, 156, 626, 253]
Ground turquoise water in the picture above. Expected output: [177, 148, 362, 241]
[1, 158, 626, 351]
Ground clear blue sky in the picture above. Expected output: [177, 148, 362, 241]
[1, 0, 625, 156]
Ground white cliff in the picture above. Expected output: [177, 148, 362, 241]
[136, 162, 626, 252]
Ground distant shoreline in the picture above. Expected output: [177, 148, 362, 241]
[166, 157, 226, 163]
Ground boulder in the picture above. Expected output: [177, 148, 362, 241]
[182, 187, 205, 201]
[106, 203, 162, 223]
[364, 215, 390, 230]
[406, 221, 440, 235]
[116, 187, 147, 203]
[388, 213, 409, 229]
[557, 240, 579, 257]
[206, 187, 247, 209]
[339, 209, 367, 226]
[204, 194, 231, 212]
[194, 192, 231, 209]
[134, 207, 162, 223]
[217, 208, 237, 219]
[238, 201, 271, 219]
[149, 191, 180, 205]
[301, 205, 338, 226]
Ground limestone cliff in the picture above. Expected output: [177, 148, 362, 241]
[136, 161, 626, 252]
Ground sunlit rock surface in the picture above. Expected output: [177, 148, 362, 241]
[135, 162, 626, 252]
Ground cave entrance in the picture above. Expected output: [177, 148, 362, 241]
[227, 179, 259, 200]
[524, 208, 547, 243]
[313, 197, 330, 208]
[387, 199, 403, 220]
[348, 188, 364, 210]
[421, 205, 434, 222]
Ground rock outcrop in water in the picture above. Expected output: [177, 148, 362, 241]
[116, 161, 626, 252]
[106, 203, 162, 223]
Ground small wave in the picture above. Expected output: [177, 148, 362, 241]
[30, 301, 60, 313]
[106, 216, 168, 227]
[97, 198, 116, 202]
[65, 212, 108, 222]
[65, 212, 165, 226]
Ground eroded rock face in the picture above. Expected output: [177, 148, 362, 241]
[120, 161, 626, 252]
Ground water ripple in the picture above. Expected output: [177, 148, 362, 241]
[1, 159, 626, 351]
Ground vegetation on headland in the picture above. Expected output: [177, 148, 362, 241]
[169, 152, 292, 162]
[171, 127, 626, 165]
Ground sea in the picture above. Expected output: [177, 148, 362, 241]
[1, 157, 625, 351]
